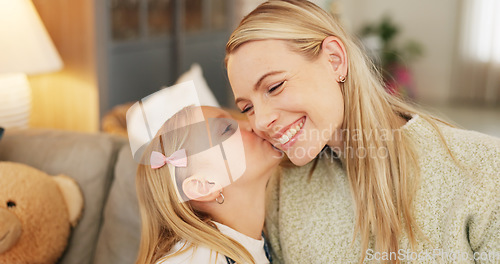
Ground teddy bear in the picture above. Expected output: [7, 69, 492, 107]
[0, 162, 84, 264]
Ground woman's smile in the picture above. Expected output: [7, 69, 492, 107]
[273, 116, 306, 151]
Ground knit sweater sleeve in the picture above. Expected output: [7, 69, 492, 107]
[408, 120, 500, 262]
[265, 170, 284, 264]
[470, 184, 500, 263]
[446, 128, 500, 262]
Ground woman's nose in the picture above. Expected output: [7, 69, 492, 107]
[254, 105, 278, 132]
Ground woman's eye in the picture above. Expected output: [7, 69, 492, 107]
[241, 106, 253, 114]
[268, 81, 285, 94]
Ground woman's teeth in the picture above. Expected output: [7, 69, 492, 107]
[278, 121, 304, 145]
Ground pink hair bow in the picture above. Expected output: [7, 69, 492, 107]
[150, 149, 187, 169]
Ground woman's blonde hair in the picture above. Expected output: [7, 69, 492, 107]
[226, 0, 452, 262]
[135, 106, 255, 264]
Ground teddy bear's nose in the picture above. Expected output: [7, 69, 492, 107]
[0, 208, 22, 254]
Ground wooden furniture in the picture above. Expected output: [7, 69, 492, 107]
[27, 0, 236, 132]
[97, 0, 236, 118]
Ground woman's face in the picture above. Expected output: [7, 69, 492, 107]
[227, 40, 345, 166]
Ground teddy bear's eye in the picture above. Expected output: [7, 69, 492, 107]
[7, 200, 16, 208]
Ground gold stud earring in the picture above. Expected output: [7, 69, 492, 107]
[338, 75, 346, 83]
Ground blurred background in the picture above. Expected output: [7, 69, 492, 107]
[2, 0, 499, 136]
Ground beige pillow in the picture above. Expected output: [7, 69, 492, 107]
[93, 146, 141, 264]
[175, 63, 220, 107]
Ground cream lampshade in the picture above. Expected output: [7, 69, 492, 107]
[0, 0, 63, 128]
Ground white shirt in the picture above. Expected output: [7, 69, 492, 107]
[156, 222, 270, 264]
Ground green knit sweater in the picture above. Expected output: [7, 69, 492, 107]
[265, 115, 500, 263]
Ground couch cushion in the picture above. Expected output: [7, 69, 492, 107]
[94, 145, 141, 264]
[0, 128, 126, 264]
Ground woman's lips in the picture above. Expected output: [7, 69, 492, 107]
[274, 117, 306, 151]
[273, 117, 306, 141]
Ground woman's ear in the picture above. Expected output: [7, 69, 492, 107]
[182, 174, 222, 202]
[321, 36, 348, 76]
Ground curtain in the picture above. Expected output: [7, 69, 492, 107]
[453, 0, 500, 104]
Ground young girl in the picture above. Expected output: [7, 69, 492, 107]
[135, 105, 280, 264]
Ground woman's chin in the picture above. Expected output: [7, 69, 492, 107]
[285, 146, 323, 166]
[287, 154, 317, 166]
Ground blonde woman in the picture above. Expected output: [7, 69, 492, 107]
[135, 106, 280, 264]
[225, 0, 500, 263]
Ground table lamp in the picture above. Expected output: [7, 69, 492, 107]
[0, 0, 63, 128]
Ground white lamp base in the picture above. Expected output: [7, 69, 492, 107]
[0, 73, 31, 129]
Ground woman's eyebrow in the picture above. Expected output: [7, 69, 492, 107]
[234, 70, 285, 104]
[255, 70, 285, 89]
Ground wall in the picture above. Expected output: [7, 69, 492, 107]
[26, 0, 458, 130]
[340, 0, 460, 103]
[29, 0, 99, 132]
[232, 0, 459, 103]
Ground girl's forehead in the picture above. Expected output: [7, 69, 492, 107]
[201, 106, 231, 119]
[186, 106, 206, 125]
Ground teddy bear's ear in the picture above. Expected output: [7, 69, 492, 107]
[52, 175, 84, 227]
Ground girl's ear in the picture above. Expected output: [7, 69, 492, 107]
[321, 36, 348, 76]
[182, 174, 222, 202]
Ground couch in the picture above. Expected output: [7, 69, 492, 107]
[0, 128, 142, 264]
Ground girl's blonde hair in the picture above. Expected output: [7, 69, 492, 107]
[135, 106, 255, 264]
[226, 0, 452, 262]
